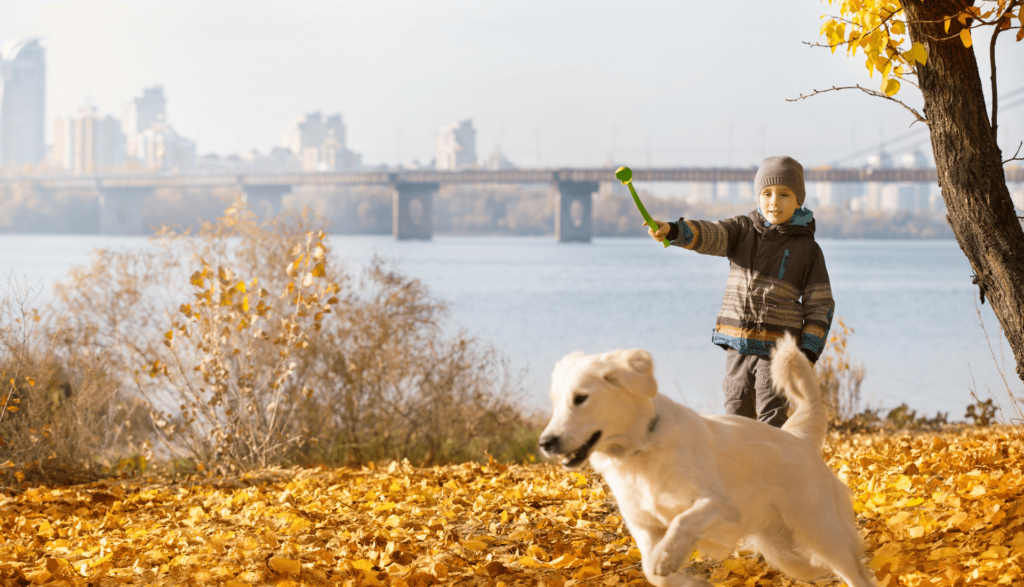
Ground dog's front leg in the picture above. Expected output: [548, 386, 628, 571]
[649, 494, 740, 577]
[634, 526, 696, 587]
[630, 523, 712, 587]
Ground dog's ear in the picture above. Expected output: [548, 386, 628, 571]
[599, 349, 657, 398]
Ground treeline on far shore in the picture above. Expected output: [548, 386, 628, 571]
[0, 182, 954, 239]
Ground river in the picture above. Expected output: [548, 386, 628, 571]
[0, 234, 1015, 420]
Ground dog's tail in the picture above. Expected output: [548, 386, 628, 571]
[772, 334, 827, 449]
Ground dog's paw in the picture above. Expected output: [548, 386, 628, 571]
[649, 543, 688, 577]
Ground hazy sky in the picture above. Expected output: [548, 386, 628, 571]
[3, 0, 1023, 169]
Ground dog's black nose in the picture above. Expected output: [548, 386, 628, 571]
[539, 434, 560, 455]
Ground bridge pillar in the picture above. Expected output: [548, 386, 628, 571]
[243, 184, 292, 217]
[98, 187, 148, 235]
[555, 181, 598, 243]
[393, 182, 438, 240]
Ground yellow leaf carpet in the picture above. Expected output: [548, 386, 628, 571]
[1, 427, 1021, 586]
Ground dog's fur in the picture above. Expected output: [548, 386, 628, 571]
[539, 335, 876, 587]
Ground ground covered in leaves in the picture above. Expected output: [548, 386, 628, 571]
[1, 427, 1022, 587]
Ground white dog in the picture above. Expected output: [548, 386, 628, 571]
[539, 335, 876, 587]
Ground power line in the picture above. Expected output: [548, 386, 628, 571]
[999, 85, 1024, 101]
[830, 85, 1024, 166]
[830, 126, 928, 166]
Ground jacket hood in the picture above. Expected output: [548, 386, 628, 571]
[752, 207, 816, 238]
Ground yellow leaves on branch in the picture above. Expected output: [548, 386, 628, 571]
[882, 78, 900, 97]
[820, 0, 917, 96]
[821, 0, 1023, 97]
[960, 28, 973, 48]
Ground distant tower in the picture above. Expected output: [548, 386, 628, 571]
[52, 105, 127, 174]
[0, 38, 46, 168]
[281, 111, 347, 155]
[865, 149, 893, 170]
[890, 148, 932, 211]
[122, 86, 167, 160]
[436, 119, 477, 170]
[484, 145, 515, 170]
[122, 86, 166, 136]
[281, 111, 360, 171]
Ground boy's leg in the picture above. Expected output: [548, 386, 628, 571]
[722, 349, 756, 419]
[753, 357, 790, 427]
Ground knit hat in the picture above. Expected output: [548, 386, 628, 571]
[754, 156, 806, 206]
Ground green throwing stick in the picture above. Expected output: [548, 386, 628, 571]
[616, 166, 670, 248]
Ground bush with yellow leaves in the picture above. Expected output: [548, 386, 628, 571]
[49, 198, 533, 474]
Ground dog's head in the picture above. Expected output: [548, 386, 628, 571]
[538, 349, 658, 469]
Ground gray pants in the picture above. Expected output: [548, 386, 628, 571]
[722, 348, 789, 427]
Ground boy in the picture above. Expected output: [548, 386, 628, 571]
[647, 156, 834, 427]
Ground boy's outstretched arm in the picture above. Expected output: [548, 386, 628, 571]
[648, 217, 742, 257]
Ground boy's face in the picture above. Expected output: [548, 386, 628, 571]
[758, 185, 799, 225]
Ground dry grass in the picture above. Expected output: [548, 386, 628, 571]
[0, 279, 150, 486]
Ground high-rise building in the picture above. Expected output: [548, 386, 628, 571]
[281, 111, 361, 171]
[852, 149, 894, 211]
[51, 106, 126, 174]
[436, 119, 477, 170]
[815, 181, 863, 209]
[886, 149, 931, 211]
[687, 181, 717, 204]
[122, 86, 166, 136]
[485, 145, 515, 171]
[121, 86, 167, 159]
[136, 122, 196, 173]
[0, 38, 46, 168]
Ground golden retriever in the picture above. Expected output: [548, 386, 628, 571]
[539, 335, 875, 587]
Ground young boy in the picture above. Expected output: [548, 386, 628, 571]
[648, 156, 834, 427]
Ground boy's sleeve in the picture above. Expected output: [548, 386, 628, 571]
[669, 216, 746, 257]
[799, 246, 835, 362]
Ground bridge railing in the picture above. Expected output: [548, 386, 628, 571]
[4, 166, 1020, 190]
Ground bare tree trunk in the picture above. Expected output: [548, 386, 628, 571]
[903, 0, 1024, 385]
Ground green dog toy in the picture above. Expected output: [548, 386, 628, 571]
[615, 166, 669, 248]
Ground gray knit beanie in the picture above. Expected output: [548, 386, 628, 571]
[754, 156, 806, 206]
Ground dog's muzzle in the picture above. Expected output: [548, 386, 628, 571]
[539, 431, 602, 468]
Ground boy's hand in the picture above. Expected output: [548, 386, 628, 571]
[646, 220, 671, 242]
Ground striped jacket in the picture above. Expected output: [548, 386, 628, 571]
[669, 208, 835, 360]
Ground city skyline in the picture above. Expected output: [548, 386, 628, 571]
[3, 0, 1023, 171]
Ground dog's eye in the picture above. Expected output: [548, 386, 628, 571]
[573, 394, 588, 406]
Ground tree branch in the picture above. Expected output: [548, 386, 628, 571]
[787, 85, 928, 125]
[1004, 141, 1024, 164]
[803, 8, 900, 51]
[989, 0, 1022, 142]
[991, 20, 1001, 141]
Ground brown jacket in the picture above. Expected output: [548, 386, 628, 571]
[670, 208, 834, 360]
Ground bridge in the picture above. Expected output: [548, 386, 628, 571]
[2, 167, 1011, 241]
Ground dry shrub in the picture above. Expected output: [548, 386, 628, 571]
[816, 317, 866, 427]
[294, 259, 534, 466]
[54, 198, 533, 472]
[817, 318, 950, 432]
[0, 279, 148, 485]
